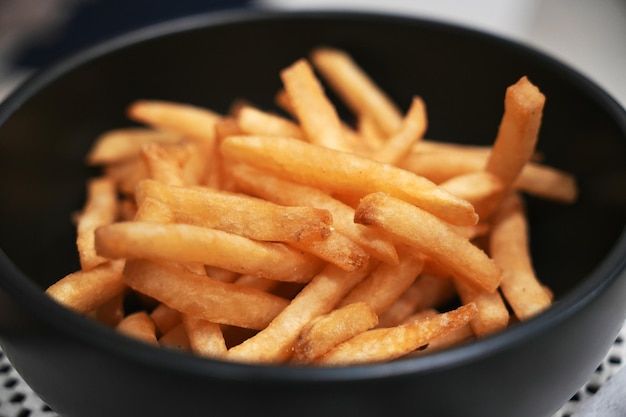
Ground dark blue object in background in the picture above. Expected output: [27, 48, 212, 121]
[15, 0, 251, 68]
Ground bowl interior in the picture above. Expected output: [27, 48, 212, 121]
[0, 10, 625, 322]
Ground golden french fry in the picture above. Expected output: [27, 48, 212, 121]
[96, 221, 324, 283]
[150, 303, 182, 336]
[403, 309, 475, 355]
[292, 302, 378, 365]
[485, 76, 545, 192]
[123, 260, 289, 330]
[115, 311, 158, 345]
[513, 163, 578, 203]
[46, 260, 126, 314]
[226, 263, 373, 364]
[221, 135, 478, 226]
[339, 247, 424, 314]
[289, 230, 370, 272]
[355, 192, 501, 292]
[76, 177, 119, 270]
[104, 156, 149, 196]
[454, 278, 510, 337]
[92, 292, 125, 327]
[439, 171, 504, 220]
[315, 303, 477, 366]
[310, 47, 403, 136]
[280, 59, 352, 152]
[182, 315, 227, 358]
[373, 96, 428, 164]
[87, 127, 182, 165]
[135, 179, 333, 244]
[230, 164, 398, 264]
[235, 103, 304, 139]
[490, 192, 552, 320]
[377, 274, 456, 328]
[159, 322, 190, 351]
[140, 141, 200, 186]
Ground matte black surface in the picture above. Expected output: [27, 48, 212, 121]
[0, 10, 625, 417]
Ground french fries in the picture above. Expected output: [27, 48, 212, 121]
[45, 46, 578, 367]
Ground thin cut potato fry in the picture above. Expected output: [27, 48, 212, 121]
[292, 302, 378, 364]
[230, 164, 398, 265]
[115, 311, 158, 345]
[46, 260, 126, 314]
[403, 309, 475, 355]
[221, 135, 478, 226]
[377, 274, 456, 328]
[484, 76, 545, 194]
[439, 171, 504, 220]
[490, 192, 552, 320]
[123, 260, 289, 330]
[183, 315, 227, 358]
[87, 127, 182, 165]
[235, 103, 304, 139]
[289, 230, 370, 272]
[373, 96, 428, 165]
[104, 156, 149, 196]
[280, 59, 352, 152]
[159, 322, 190, 351]
[226, 263, 373, 364]
[454, 278, 510, 337]
[140, 142, 199, 186]
[135, 179, 333, 244]
[310, 46, 403, 136]
[150, 303, 182, 336]
[92, 292, 125, 328]
[315, 303, 477, 366]
[75, 176, 118, 270]
[96, 221, 324, 283]
[355, 192, 501, 292]
[339, 247, 424, 314]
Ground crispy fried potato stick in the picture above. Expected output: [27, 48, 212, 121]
[221, 135, 478, 226]
[314, 303, 477, 366]
[123, 260, 289, 330]
[76, 177, 119, 270]
[292, 302, 378, 365]
[182, 315, 227, 358]
[230, 164, 398, 264]
[234, 103, 304, 139]
[310, 47, 403, 136]
[96, 221, 324, 283]
[355, 192, 501, 292]
[87, 127, 182, 165]
[339, 247, 424, 314]
[454, 278, 510, 337]
[280, 59, 352, 152]
[46, 260, 126, 314]
[135, 179, 333, 244]
[116, 311, 158, 345]
[226, 263, 373, 364]
[490, 192, 552, 320]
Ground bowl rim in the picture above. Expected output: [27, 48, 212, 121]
[1, 8, 625, 382]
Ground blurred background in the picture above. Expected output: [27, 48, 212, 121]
[0, 0, 624, 106]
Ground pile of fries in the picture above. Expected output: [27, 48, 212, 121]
[46, 47, 578, 366]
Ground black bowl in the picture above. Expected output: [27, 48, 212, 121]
[1, 10, 625, 417]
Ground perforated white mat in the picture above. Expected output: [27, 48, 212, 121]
[0, 321, 624, 417]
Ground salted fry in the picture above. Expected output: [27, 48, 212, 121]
[235, 104, 304, 139]
[135, 179, 333, 244]
[339, 248, 424, 314]
[439, 171, 504, 220]
[485, 76, 545, 193]
[454, 278, 510, 337]
[289, 230, 370, 272]
[490, 192, 552, 319]
[104, 156, 149, 196]
[280, 59, 352, 152]
[221, 135, 478, 226]
[373, 96, 427, 164]
[46, 260, 125, 314]
[92, 293, 125, 327]
[355, 192, 501, 292]
[76, 177, 118, 270]
[96, 221, 324, 283]
[230, 164, 398, 264]
[116, 311, 158, 345]
[183, 315, 227, 358]
[227, 263, 373, 364]
[159, 322, 190, 351]
[150, 303, 182, 336]
[123, 260, 289, 330]
[315, 303, 477, 366]
[292, 302, 378, 364]
[310, 46, 403, 136]
[87, 127, 182, 165]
